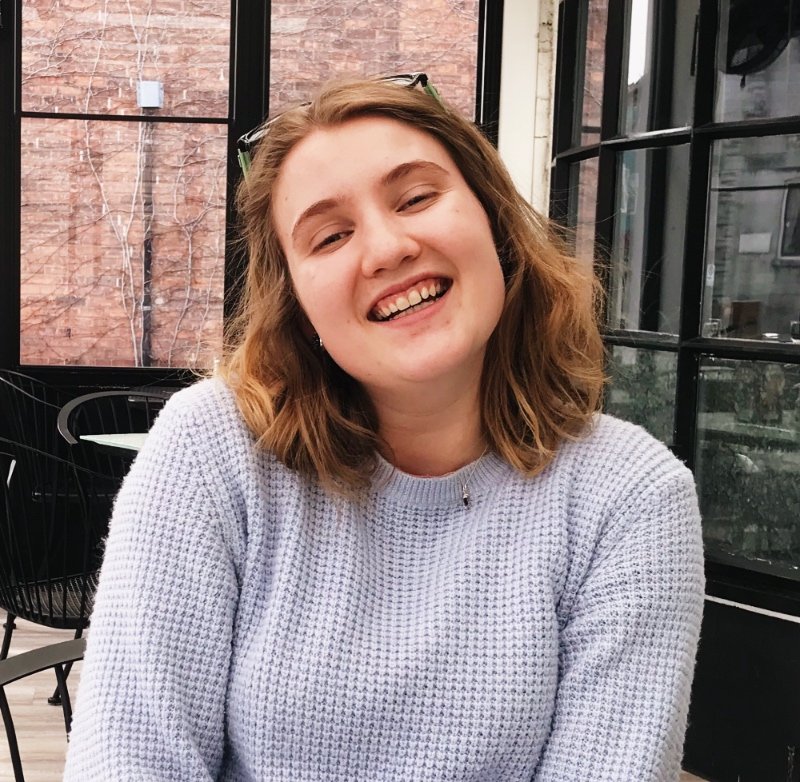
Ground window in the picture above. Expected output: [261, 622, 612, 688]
[19, 1, 231, 369]
[12, 0, 487, 370]
[269, 2, 479, 119]
[552, 0, 800, 585]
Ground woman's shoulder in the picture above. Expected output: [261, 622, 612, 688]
[153, 376, 247, 441]
[140, 377, 262, 478]
[159, 375, 237, 415]
[570, 412, 686, 471]
[555, 412, 694, 508]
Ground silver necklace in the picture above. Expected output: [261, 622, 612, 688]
[461, 448, 488, 507]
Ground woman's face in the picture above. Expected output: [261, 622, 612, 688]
[272, 115, 506, 399]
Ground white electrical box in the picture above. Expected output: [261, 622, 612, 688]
[137, 80, 164, 109]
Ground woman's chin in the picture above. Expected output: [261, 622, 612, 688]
[350, 349, 486, 397]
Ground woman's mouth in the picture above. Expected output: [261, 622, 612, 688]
[369, 277, 452, 322]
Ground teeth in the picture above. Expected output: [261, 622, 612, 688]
[391, 298, 438, 320]
[372, 277, 450, 322]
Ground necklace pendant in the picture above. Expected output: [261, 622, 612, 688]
[462, 484, 469, 507]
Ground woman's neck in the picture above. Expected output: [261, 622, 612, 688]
[370, 380, 486, 477]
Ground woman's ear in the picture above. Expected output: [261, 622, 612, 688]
[294, 310, 325, 352]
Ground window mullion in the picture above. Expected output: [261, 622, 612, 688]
[0, 0, 20, 368]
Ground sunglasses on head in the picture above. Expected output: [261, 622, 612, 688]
[236, 72, 442, 177]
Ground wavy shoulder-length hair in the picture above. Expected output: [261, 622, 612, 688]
[223, 76, 605, 493]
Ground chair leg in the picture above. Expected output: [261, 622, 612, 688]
[48, 627, 83, 707]
[0, 613, 16, 661]
[0, 686, 25, 782]
[53, 664, 73, 734]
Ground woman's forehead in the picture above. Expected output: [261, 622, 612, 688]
[281, 115, 451, 175]
[271, 116, 461, 238]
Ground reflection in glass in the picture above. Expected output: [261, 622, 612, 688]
[605, 346, 677, 444]
[783, 184, 800, 257]
[696, 356, 800, 579]
[608, 145, 689, 335]
[270, 0, 479, 119]
[715, 0, 800, 122]
[568, 158, 599, 265]
[619, 0, 698, 134]
[703, 136, 800, 341]
[21, 0, 230, 118]
[20, 118, 226, 368]
[572, 0, 607, 147]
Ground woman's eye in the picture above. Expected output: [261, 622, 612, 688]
[400, 191, 435, 211]
[313, 231, 347, 252]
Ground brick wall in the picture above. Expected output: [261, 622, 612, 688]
[19, 0, 478, 368]
[580, 0, 605, 146]
[571, 0, 605, 265]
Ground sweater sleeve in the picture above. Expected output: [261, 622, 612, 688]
[532, 467, 704, 782]
[63, 396, 241, 781]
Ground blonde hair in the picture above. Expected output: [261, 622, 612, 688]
[223, 77, 605, 493]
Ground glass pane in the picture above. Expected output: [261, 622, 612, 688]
[703, 136, 800, 342]
[22, 0, 230, 118]
[696, 356, 800, 579]
[782, 184, 800, 257]
[568, 157, 599, 265]
[571, 0, 607, 147]
[20, 118, 226, 368]
[620, 0, 698, 134]
[269, 1, 479, 119]
[608, 145, 689, 335]
[715, 1, 800, 122]
[605, 346, 677, 444]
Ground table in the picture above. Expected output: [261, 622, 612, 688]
[79, 433, 148, 452]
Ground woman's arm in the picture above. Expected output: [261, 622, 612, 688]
[533, 468, 704, 782]
[63, 396, 241, 780]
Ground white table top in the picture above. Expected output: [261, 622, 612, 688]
[79, 433, 148, 452]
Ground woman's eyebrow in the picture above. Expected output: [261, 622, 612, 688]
[382, 159, 449, 187]
[291, 196, 344, 242]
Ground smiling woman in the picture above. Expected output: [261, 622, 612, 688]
[228, 77, 608, 487]
[62, 76, 704, 782]
[271, 115, 506, 466]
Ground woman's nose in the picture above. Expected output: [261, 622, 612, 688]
[359, 212, 421, 277]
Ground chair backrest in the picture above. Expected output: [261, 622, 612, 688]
[0, 438, 110, 629]
[57, 390, 172, 446]
[0, 370, 70, 456]
[57, 389, 172, 479]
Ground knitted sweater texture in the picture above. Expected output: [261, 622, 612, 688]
[63, 379, 704, 781]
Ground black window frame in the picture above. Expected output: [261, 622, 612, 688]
[551, 0, 800, 615]
[0, 0, 503, 391]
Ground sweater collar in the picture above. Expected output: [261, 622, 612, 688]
[369, 451, 512, 509]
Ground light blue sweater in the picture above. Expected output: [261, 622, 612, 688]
[63, 379, 704, 781]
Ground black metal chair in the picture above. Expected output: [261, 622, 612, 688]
[0, 375, 89, 691]
[0, 372, 74, 660]
[0, 438, 109, 780]
[0, 370, 70, 456]
[0, 638, 86, 782]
